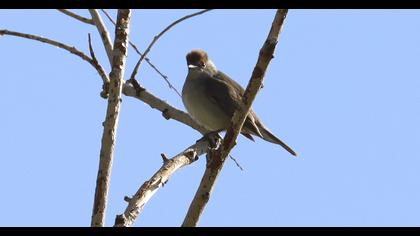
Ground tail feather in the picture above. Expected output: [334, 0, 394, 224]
[241, 110, 297, 156]
[241, 132, 255, 142]
[259, 126, 297, 156]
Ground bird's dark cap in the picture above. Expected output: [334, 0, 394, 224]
[186, 49, 208, 68]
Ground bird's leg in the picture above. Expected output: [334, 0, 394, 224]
[196, 131, 222, 149]
[195, 131, 222, 166]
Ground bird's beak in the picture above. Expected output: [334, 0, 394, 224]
[188, 64, 198, 69]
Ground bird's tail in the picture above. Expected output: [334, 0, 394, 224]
[258, 125, 297, 156]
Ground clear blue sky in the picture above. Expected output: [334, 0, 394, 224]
[1, 9, 420, 227]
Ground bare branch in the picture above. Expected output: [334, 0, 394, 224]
[182, 9, 289, 227]
[101, 9, 184, 98]
[88, 33, 110, 98]
[114, 137, 213, 227]
[89, 9, 114, 65]
[91, 9, 132, 227]
[0, 29, 109, 84]
[87, 33, 110, 88]
[57, 9, 94, 25]
[122, 82, 208, 134]
[129, 9, 213, 82]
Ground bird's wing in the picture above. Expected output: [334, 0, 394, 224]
[202, 71, 263, 137]
[214, 71, 246, 96]
[201, 71, 242, 117]
[200, 70, 297, 156]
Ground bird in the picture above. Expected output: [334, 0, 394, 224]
[182, 49, 297, 156]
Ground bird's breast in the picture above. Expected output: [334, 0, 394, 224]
[182, 78, 230, 131]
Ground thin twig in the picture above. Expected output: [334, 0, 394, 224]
[89, 9, 114, 66]
[91, 9, 132, 227]
[229, 155, 244, 171]
[146, 57, 182, 98]
[88, 33, 110, 95]
[129, 9, 213, 82]
[101, 9, 184, 98]
[181, 9, 289, 227]
[0, 29, 109, 84]
[101, 9, 117, 25]
[57, 9, 94, 25]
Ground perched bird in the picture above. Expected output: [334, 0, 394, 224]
[182, 49, 297, 156]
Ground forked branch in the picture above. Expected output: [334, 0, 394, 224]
[101, 9, 183, 97]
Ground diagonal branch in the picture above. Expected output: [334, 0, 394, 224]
[91, 9, 131, 227]
[129, 9, 213, 82]
[122, 82, 208, 134]
[181, 9, 289, 227]
[101, 9, 182, 98]
[113, 137, 217, 227]
[57, 9, 94, 25]
[0, 29, 109, 84]
[89, 9, 114, 66]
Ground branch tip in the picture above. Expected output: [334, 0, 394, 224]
[160, 153, 169, 163]
[124, 196, 132, 202]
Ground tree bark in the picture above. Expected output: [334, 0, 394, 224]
[91, 9, 131, 227]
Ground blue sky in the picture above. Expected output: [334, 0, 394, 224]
[1, 9, 420, 226]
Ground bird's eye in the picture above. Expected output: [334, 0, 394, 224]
[201, 62, 206, 68]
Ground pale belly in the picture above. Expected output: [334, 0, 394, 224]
[182, 90, 230, 132]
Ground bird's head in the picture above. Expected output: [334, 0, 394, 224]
[186, 49, 218, 74]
